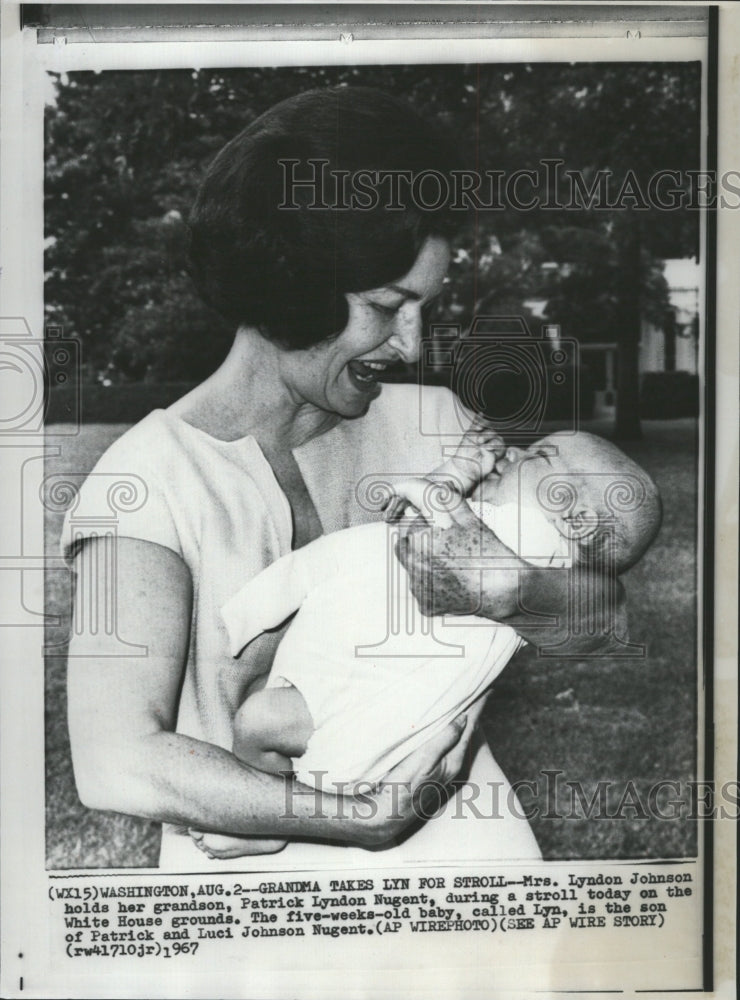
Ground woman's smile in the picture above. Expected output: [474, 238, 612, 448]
[310, 235, 451, 418]
[346, 358, 392, 391]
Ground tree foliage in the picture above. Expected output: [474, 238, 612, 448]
[45, 62, 701, 433]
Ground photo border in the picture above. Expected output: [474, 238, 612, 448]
[1, 4, 737, 997]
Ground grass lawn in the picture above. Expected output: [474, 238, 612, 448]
[45, 419, 699, 867]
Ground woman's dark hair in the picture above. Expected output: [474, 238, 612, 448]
[188, 86, 460, 349]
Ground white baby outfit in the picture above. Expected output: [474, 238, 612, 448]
[61, 385, 548, 865]
[222, 501, 570, 789]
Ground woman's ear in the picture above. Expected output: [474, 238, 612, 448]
[559, 508, 600, 540]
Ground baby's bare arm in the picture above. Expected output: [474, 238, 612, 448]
[384, 417, 506, 525]
[439, 416, 505, 491]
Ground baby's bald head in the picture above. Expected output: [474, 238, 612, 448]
[536, 432, 662, 572]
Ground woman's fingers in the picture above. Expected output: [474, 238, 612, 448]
[188, 829, 215, 859]
[382, 717, 465, 790]
[344, 719, 472, 847]
[397, 717, 470, 817]
[436, 716, 470, 784]
[427, 506, 455, 530]
[446, 497, 479, 527]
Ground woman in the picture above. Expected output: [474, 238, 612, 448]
[63, 87, 615, 869]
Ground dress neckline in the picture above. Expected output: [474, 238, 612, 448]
[153, 407, 260, 446]
[153, 406, 345, 458]
[152, 406, 344, 542]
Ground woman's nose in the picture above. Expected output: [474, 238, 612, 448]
[504, 447, 523, 464]
[388, 310, 422, 363]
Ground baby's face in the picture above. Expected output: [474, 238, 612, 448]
[471, 439, 555, 510]
[471, 435, 574, 513]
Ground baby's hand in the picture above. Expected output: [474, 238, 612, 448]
[463, 415, 506, 452]
[454, 418, 506, 478]
[383, 478, 422, 523]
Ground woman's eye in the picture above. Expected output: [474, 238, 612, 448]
[370, 301, 401, 318]
[421, 299, 440, 323]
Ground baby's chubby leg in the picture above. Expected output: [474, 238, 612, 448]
[233, 685, 314, 773]
[190, 686, 314, 859]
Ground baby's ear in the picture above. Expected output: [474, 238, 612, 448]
[559, 507, 600, 540]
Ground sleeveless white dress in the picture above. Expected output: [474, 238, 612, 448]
[62, 383, 542, 870]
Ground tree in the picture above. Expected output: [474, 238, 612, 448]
[44, 65, 476, 382]
[45, 62, 700, 440]
[467, 62, 700, 439]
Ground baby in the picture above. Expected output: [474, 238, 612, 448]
[191, 422, 661, 859]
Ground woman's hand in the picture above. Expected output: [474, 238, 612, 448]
[395, 501, 520, 619]
[340, 714, 472, 849]
[395, 505, 628, 654]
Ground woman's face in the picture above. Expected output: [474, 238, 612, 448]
[281, 236, 451, 419]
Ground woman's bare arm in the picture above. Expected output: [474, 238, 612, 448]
[67, 536, 467, 846]
[395, 508, 627, 656]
